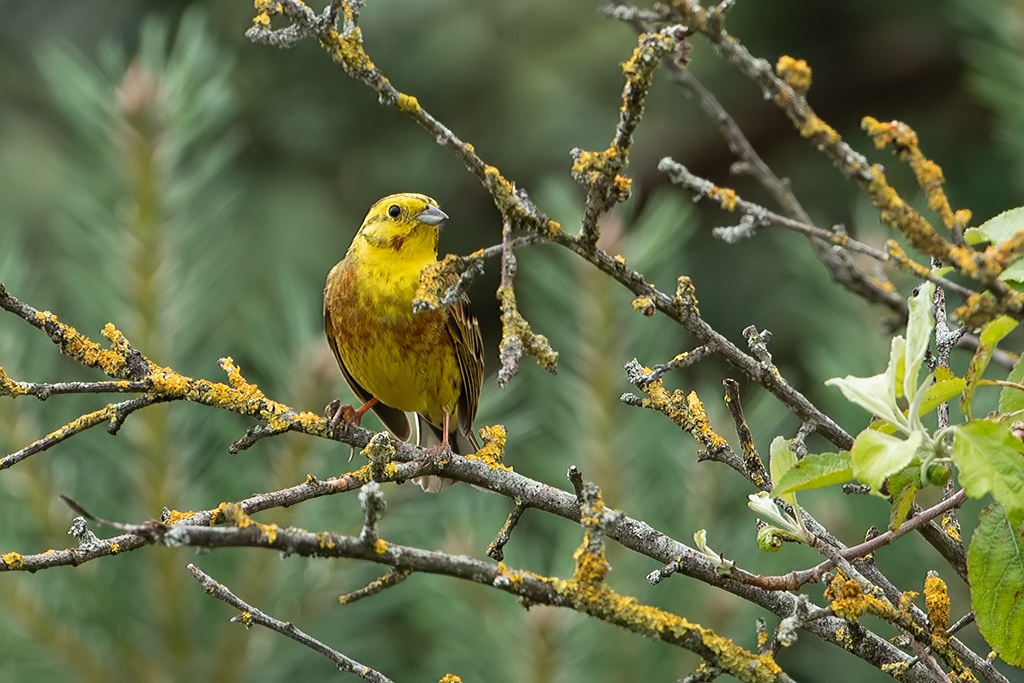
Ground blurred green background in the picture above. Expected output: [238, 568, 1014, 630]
[1, 0, 1022, 680]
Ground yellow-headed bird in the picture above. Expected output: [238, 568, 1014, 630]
[323, 193, 483, 491]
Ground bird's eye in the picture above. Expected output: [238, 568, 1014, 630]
[388, 204, 401, 219]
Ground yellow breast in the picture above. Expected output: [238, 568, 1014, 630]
[325, 252, 462, 425]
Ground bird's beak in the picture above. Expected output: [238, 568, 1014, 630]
[416, 204, 448, 226]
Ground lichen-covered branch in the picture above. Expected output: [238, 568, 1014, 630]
[572, 27, 682, 249]
[657, 158, 984, 308]
[606, 6, 909, 319]
[75, 483, 791, 682]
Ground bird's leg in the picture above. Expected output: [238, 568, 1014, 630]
[326, 397, 379, 437]
[421, 410, 454, 460]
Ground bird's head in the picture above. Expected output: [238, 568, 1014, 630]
[352, 193, 448, 258]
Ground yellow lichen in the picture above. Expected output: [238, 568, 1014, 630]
[396, 93, 420, 113]
[941, 514, 961, 543]
[825, 572, 896, 622]
[550, 575, 782, 681]
[483, 165, 516, 211]
[614, 254, 627, 267]
[374, 538, 388, 555]
[862, 116, 969, 233]
[675, 276, 699, 314]
[499, 285, 559, 375]
[438, 675, 463, 683]
[2, 552, 24, 569]
[109, 543, 120, 554]
[164, 509, 200, 524]
[210, 502, 230, 526]
[708, 185, 737, 211]
[0, 366, 27, 397]
[496, 562, 526, 589]
[924, 573, 950, 633]
[467, 424, 510, 471]
[776, 55, 812, 94]
[631, 296, 655, 316]
[881, 661, 909, 679]
[316, 533, 336, 551]
[225, 503, 278, 545]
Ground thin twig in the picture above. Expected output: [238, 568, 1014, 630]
[722, 379, 769, 490]
[188, 563, 394, 683]
[487, 498, 527, 561]
[338, 568, 411, 605]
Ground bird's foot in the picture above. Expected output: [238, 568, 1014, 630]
[325, 397, 379, 461]
[413, 440, 453, 471]
[324, 397, 379, 437]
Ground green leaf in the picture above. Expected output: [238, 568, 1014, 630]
[886, 466, 920, 531]
[904, 282, 935, 401]
[826, 337, 906, 429]
[1000, 259, 1024, 286]
[918, 373, 966, 417]
[851, 429, 923, 492]
[968, 504, 1024, 666]
[998, 355, 1024, 415]
[769, 436, 798, 507]
[962, 316, 1018, 419]
[965, 206, 1024, 247]
[952, 420, 1024, 524]
[772, 452, 852, 497]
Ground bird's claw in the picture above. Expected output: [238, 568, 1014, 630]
[325, 399, 360, 439]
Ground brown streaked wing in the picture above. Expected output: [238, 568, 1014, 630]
[323, 293, 412, 441]
[446, 295, 484, 449]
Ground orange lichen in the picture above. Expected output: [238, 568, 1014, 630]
[862, 117, 970, 233]
[825, 572, 896, 622]
[1, 552, 24, 569]
[209, 502, 230, 526]
[551, 573, 782, 681]
[496, 562, 526, 589]
[632, 372, 729, 454]
[31, 312, 131, 377]
[884, 241, 932, 279]
[708, 185, 738, 211]
[164, 509, 200, 524]
[775, 56, 812, 94]
[924, 573, 950, 634]
[467, 424, 510, 471]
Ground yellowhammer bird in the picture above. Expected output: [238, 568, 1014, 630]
[323, 193, 484, 491]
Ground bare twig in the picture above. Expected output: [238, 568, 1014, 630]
[188, 563, 395, 683]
